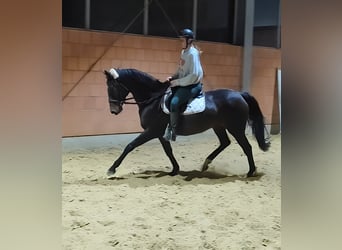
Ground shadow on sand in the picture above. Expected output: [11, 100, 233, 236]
[66, 169, 264, 188]
[96, 170, 265, 187]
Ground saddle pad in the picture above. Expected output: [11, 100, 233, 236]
[161, 90, 205, 115]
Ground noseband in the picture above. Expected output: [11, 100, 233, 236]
[108, 79, 137, 105]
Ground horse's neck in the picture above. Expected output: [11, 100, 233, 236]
[131, 86, 166, 105]
[119, 69, 167, 102]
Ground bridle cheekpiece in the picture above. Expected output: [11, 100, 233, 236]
[108, 68, 135, 105]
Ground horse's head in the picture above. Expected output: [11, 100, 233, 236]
[104, 68, 129, 115]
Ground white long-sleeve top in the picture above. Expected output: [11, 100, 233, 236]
[171, 45, 203, 87]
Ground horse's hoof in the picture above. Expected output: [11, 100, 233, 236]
[201, 159, 212, 172]
[169, 171, 178, 176]
[107, 168, 116, 176]
[246, 170, 257, 178]
[201, 165, 208, 172]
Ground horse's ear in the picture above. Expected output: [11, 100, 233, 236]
[104, 68, 119, 80]
[104, 70, 113, 80]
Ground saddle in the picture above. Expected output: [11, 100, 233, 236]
[161, 88, 205, 115]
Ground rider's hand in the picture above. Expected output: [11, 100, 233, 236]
[170, 81, 178, 87]
[166, 76, 173, 82]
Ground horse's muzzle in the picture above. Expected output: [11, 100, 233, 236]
[110, 109, 122, 115]
[109, 103, 122, 115]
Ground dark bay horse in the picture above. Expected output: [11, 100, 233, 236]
[104, 68, 270, 177]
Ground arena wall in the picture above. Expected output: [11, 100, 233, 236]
[62, 28, 280, 137]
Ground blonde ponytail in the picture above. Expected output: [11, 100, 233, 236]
[192, 42, 203, 55]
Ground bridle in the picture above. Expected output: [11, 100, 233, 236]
[106, 68, 169, 109]
[108, 80, 136, 105]
[108, 78, 165, 106]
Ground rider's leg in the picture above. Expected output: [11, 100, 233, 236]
[163, 87, 192, 141]
[190, 83, 202, 98]
[163, 94, 181, 141]
[169, 88, 192, 141]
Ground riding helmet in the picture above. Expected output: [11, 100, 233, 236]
[179, 28, 194, 39]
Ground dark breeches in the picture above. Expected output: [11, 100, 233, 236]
[170, 83, 202, 112]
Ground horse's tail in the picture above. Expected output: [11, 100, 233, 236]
[240, 92, 270, 151]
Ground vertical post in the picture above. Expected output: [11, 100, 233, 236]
[192, 0, 198, 38]
[242, 0, 255, 92]
[143, 0, 149, 35]
[276, 0, 281, 48]
[85, 0, 91, 29]
[277, 68, 281, 132]
[232, 0, 239, 44]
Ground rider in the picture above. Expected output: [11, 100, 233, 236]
[163, 28, 204, 141]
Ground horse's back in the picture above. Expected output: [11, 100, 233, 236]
[178, 89, 249, 134]
[204, 89, 248, 112]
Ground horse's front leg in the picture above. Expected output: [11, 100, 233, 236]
[159, 137, 180, 176]
[107, 130, 156, 176]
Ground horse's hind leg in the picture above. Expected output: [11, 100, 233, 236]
[230, 131, 256, 177]
[202, 128, 231, 172]
[159, 137, 180, 176]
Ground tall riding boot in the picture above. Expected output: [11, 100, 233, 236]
[163, 112, 179, 141]
[169, 112, 179, 141]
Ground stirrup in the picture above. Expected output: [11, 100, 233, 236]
[163, 126, 172, 141]
[170, 130, 176, 141]
[163, 126, 177, 141]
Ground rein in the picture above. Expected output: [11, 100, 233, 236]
[109, 80, 165, 106]
[110, 93, 164, 106]
[112, 96, 136, 105]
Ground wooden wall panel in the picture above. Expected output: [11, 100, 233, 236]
[62, 28, 281, 137]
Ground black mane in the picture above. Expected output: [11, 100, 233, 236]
[116, 68, 168, 92]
